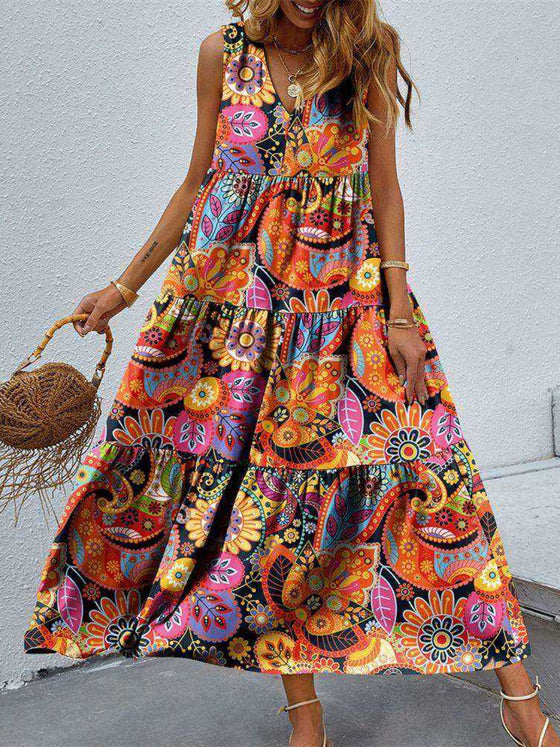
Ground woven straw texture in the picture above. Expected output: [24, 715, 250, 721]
[0, 362, 102, 523]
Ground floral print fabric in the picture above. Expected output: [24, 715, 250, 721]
[24, 21, 530, 675]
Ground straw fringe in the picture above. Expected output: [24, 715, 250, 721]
[0, 313, 112, 526]
[0, 393, 102, 526]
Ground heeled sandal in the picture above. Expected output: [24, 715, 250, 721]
[277, 697, 333, 747]
[500, 676, 551, 747]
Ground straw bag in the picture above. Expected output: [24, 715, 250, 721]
[0, 313, 113, 523]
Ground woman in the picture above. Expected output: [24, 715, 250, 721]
[24, 1, 557, 745]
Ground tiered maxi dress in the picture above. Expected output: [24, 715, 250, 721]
[25, 21, 530, 676]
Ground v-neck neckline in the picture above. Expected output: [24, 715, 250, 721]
[256, 39, 305, 119]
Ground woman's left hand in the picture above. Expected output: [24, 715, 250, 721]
[387, 327, 428, 404]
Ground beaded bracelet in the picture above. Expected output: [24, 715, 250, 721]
[380, 260, 409, 271]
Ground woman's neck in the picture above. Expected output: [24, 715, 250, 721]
[275, 15, 314, 48]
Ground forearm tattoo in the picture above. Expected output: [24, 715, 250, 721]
[140, 240, 158, 263]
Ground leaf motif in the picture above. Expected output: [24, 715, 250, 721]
[385, 529, 399, 565]
[226, 372, 264, 409]
[202, 215, 213, 238]
[479, 511, 497, 543]
[210, 194, 222, 217]
[57, 574, 83, 634]
[337, 386, 364, 446]
[351, 344, 366, 378]
[348, 509, 372, 525]
[224, 209, 243, 225]
[212, 410, 252, 459]
[215, 225, 234, 242]
[432, 404, 462, 447]
[464, 592, 504, 639]
[340, 526, 358, 541]
[321, 321, 340, 336]
[334, 491, 347, 519]
[71, 528, 85, 565]
[262, 230, 274, 266]
[371, 572, 397, 635]
[326, 515, 338, 539]
[246, 275, 272, 310]
[178, 417, 213, 455]
[188, 588, 241, 642]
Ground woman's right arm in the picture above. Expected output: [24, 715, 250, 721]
[73, 30, 224, 336]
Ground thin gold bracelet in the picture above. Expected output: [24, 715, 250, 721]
[387, 318, 415, 329]
[380, 260, 409, 271]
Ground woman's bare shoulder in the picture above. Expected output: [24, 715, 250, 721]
[195, 30, 224, 99]
[199, 29, 225, 64]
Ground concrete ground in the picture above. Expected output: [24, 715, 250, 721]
[0, 655, 552, 747]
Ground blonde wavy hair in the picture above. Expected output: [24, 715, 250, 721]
[225, 0, 416, 132]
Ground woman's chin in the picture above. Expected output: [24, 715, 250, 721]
[281, 0, 324, 29]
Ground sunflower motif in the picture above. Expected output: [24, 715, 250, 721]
[400, 589, 469, 673]
[185, 497, 218, 548]
[455, 641, 483, 672]
[83, 589, 161, 657]
[185, 492, 262, 556]
[23, 20, 531, 678]
[474, 559, 503, 595]
[228, 636, 251, 661]
[224, 49, 276, 107]
[366, 402, 435, 462]
[245, 603, 275, 634]
[111, 408, 177, 449]
[183, 377, 228, 420]
[210, 312, 277, 372]
[350, 257, 381, 299]
[225, 492, 263, 554]
[160, 557, 195, 593]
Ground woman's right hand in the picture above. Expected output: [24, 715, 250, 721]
[72, 284, 128, 336]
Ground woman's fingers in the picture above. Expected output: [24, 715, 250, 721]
[72, 300, 91, 336]
[82, 303, 108, 335]
[405, 355, 419, 403]
[389, 330, 428, 405]
[73, 286, 125, 337]
[405, 350, 428, 404]
[415, 353, 428, 403]
[95, 310, 112, 334]
[390, 347, 407, 387]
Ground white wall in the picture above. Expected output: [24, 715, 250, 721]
[1, 0, 558, 687]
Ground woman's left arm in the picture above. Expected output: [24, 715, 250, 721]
[366, 60, 428, 405]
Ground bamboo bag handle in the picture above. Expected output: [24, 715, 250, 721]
[13, 313, 114, 388]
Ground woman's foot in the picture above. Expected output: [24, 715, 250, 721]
[501, 697, 558, 746]
[497, 664, 559, 746]
[287, 700, 326, 747]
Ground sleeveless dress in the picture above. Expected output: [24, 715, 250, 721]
[24, 21, 530, 676]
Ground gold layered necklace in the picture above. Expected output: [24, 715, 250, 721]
[272, 35, 311, 105]
[272, 35, 313, 55]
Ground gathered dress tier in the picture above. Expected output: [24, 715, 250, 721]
[24, 21, 530, 676]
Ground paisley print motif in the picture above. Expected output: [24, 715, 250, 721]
[25, 21, 529, 675]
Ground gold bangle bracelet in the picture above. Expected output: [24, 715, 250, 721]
[110, 279, 139, 307]
[380, 260, 409, 271]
